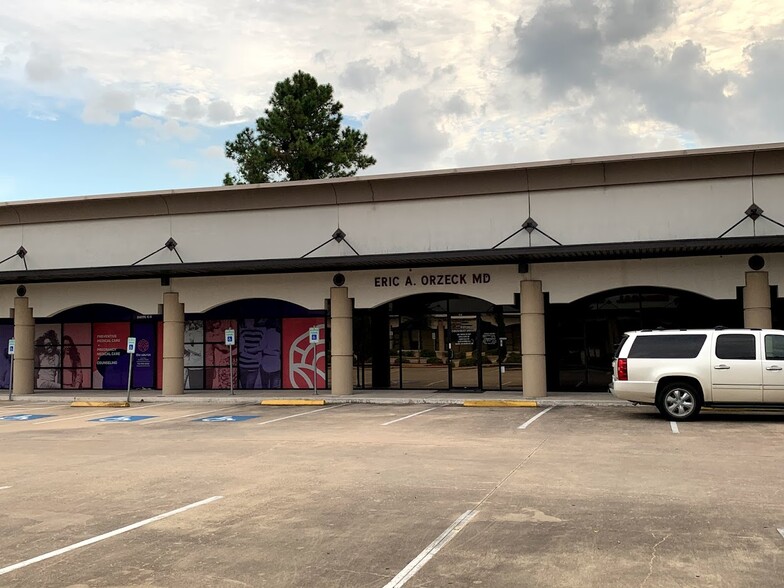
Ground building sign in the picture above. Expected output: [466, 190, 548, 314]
[373, 272, 491, 288]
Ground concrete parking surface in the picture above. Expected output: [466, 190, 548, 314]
[0, 401, 782, 586]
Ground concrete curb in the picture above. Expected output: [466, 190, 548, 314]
[71, 401, 130, 408]
[4, 394, 632, 408]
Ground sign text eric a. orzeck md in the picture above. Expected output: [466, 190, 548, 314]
[373, 272, 491, 287]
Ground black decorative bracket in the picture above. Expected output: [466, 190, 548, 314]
[492, 217, 562, 249]
[718, 204, 784, 238]
[301, 228, 359, 258]
[132, 237, 184, 265]
[0, 246, 28, 270]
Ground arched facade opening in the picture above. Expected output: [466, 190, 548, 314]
[11, 303, 158, 392]
[185, 298, 325, 392]
[355, 293, 521, 391]
[546, 286, 743, 391]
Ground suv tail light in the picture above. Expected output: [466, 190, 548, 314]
[617, 358, 628, 381]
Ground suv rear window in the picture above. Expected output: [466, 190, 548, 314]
[627, 334, 707, 359]
[613, 335, 629, 359]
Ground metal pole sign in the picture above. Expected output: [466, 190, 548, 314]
[126, 337, 136, 403]
[225, 329, 235, 395]
[309, 327, 320, 395]
[8, 338, 15, 401]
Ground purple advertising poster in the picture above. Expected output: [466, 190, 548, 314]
[132, 323, 154, 389]
[0, 324, 13, 388]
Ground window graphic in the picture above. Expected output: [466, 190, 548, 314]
[283, 318, 326, 389]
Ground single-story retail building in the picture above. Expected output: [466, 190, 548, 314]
[2, 143, 783, 396]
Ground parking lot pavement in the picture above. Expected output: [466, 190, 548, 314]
[0, 404, 781, 586]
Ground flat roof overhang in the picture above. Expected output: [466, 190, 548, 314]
[1, 235, 783, 285]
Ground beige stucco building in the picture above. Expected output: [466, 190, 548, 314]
[2, 143, 783, 396]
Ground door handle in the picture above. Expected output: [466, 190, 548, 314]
[714, 364, 730, 370]
[766, 365, 783, 371]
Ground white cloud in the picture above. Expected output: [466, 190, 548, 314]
[169, 158, 197, 171]
[81, 88, 134, 125]
[201, 145, 226, 159]
[364, 89, 450, 173]
[128, 114, 200, 141]
[0, 0, 782, 178]
[24, 46, 63, 83]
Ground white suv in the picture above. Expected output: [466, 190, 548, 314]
[610, 328, 784, 420]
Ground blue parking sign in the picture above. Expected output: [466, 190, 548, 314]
[0, 414, 54, 421]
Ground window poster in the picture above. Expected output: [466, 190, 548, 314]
[35, 323, 62, 389]
[0, 324, 13, 388]
[238, 318, 281, 389]
[93, 322, 131, 390]
[204, 319, 237, 390]
[184, 320, 204, 390]
[62, 323, 91, 389]
[132, 323, 155, 388]
[156, 322, 163, 390]
[283, 318, 326, 389]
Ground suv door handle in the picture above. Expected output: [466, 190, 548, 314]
[766, 365, 783, 371]
[714, 364, 731, 370]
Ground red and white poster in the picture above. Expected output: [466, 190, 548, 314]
[283, 318, 326, 389]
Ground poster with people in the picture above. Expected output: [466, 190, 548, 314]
[62, 323, 91, 389]
[238, 318, 281, 389]
[35, 324, 62, 389]
[184, 320, 204, 389]
[283, 318, 326, 389]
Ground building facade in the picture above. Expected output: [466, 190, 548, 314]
[2, 143, 784, 396]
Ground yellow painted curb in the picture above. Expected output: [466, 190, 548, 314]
[260, 399, 326, 406]
[463, 400, 538, 408]
[71, 401, 131, 408]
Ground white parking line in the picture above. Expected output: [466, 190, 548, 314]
[256, 404, 343, 425]
[517, 406, 554, 430]
[31, 403, 174, 425]
[381, 407, 440, 426]
[0, 404, 52, 414]
[0, 486, 10, 491]
[0, 495, 222, 576]
[137, 408, 228, 425]
[670, 422, 679, 434]
[778, 528, 784, 541]
[384, 509, 478, 588]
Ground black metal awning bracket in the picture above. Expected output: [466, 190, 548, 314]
[132, 238, 184, 265]
[493, 217, 561, 249]
[301, 228, 359, 258]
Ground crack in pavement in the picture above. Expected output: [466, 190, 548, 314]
[641, 533, 669, 587]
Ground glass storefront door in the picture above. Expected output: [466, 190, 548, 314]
[450, 315, 479, 389]
[362, 294, 520, 391]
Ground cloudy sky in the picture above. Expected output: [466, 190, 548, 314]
[1, 0, 782, 200]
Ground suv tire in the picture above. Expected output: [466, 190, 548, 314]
[657, 382, 701, 421]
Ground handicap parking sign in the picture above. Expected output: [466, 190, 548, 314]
[194, 415, 259, 422]
[90, 415, 155, 423]
[0, 414, 54, 421]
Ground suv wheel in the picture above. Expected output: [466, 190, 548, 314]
[657, 382, 701, 421]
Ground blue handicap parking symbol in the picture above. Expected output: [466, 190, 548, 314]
[0, 414, 55, 421]
[194, 415, 259, 422]
[90, 415, 155, 423]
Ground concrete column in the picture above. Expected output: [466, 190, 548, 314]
[12, 297, 34, 396]
[521, 280, 547, 398]
[162, 291, 185, 395]
[743, 271, 772, 329]
[330, 287, 354, 395]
